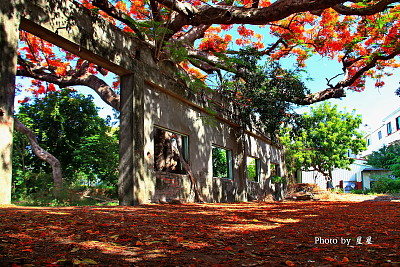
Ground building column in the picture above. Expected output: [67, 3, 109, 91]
[118, 63, 146, 205]
[0, 1, 21, 204]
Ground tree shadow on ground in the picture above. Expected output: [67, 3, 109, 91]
[0, 201, 399, 266]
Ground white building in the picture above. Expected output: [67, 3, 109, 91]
[362, 107, 400, 157]
[299, 159, 369, 192]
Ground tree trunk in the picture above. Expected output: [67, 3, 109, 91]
[175, 136, 203, 203]
[13, 118, 63, 190]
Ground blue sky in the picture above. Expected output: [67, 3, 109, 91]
[293, 55, 400, 131]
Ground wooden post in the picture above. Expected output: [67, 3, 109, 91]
[0, 1, 21, 204]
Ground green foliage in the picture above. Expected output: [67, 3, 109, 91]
[332, 187, 344, 194]
[219, 47, 309, 139]
[247, 157, 257, 181]
[366, 144, 400, 177]
[12, 89, 119, 200]
[271, 176, 286, 184]
[351, 189, 372, 195]
[370, 175, 400, 194]
[212, 147, 228, 178]
[13, 185, 118, 207]
[281, 102, 367, 178]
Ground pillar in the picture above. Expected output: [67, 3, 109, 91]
[0, 1, 21, 204]
[118, 63, 146, 205]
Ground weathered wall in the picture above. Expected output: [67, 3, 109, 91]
[142, 79, 283, 203]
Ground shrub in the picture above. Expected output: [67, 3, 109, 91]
[332, 187, 344, 193]
[271, 176, 287, 184]
[351, 189, 372, 194]
[371, 175, 400, 194]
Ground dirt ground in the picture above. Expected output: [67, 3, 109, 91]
[1, 195, 399, 266]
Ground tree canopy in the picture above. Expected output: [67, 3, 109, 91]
[17, 0, 400, 111]
[280, 102, 367, 180]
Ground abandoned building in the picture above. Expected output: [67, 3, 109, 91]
[0, 0, 285, 205]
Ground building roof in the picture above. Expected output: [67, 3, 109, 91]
[361, 167, 390, 172]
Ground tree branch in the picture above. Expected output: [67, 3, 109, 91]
[174, 24, 211, 45]
[91, 0, 146, 41]
[14, 118, 63, 189]
[17, 57, 121, 111]
[292, 87, 346, 105]
[332, 0, 399, 15]
[339, 47, 400, 88]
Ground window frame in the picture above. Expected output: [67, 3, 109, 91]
[153, 126, 189, 174]
[211, 145, 233, 179]
[247, 156, 261, 183]
[270, 163, 280, 177]
[387, 122, 393, 136]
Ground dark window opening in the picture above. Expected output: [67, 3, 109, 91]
[378, 131, 382, 140]
[387, 122, 392, 135]
[212, 146, 233, 179]
[397, 116, 400, 131]
[154, 127, 188, 174]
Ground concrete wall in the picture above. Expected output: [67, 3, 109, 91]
[141, 81, 283, 203]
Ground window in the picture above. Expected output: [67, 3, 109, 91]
[367, 138, 371, 146]
[212, 145, 233, 179]
[247, 157, 261, 182]
[387, 122, 392, 135]
[154, 127, 188, 174]
[397, 116, 400, 131]
[378, 131, 382, 140]
[270, 163, 280, 177]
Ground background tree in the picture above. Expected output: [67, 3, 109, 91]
[281, 102, 367, 185]
[219, 48, 308, 138]
[13, 89, 119, 196]
[366, 143, 400, 177]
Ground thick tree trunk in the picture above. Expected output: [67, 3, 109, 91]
[13, 118, 63, 190]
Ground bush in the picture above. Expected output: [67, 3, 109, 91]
[351, 189, 372, 195]
[371, 175, 400, 194]
[271, 176, 287, 184]
[12, 184, 118, 207]
[332, 187, 344, 193]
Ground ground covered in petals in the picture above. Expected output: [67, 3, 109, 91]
[1, 201, 399, 266]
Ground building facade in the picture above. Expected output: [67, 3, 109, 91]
[362, 107, 400, 157]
